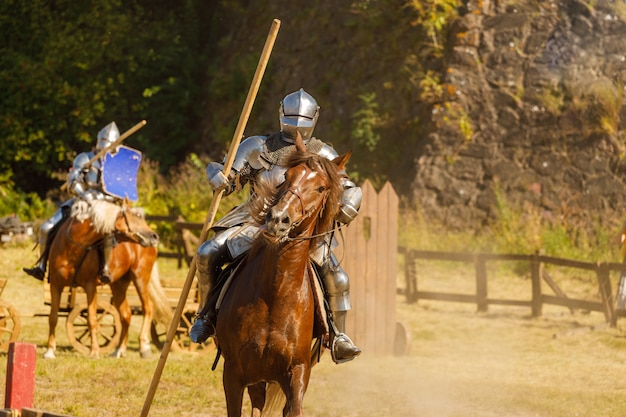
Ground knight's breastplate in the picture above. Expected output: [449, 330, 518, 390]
[255, 165, 288, 190]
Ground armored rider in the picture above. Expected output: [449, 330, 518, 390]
[189, 89, 363, 363]
[23, 122, 122, 283]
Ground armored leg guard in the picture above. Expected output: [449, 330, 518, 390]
[23, 245, 46, 280]
[330, 310, 361, 363]
[189, 290, 219, 343]
[100, 234, 116, 284]
[23, 211, 60, 281]
[190, 237, 232, 343]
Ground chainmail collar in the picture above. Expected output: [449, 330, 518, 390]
[261, 132, 324, 167]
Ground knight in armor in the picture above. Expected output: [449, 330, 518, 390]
[23, 122, 122, 283]
[189, 89, 362, 363]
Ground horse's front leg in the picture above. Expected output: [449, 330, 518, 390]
[281, 363, 310, 417]
[110, 279, 131, 359]
[247, 382, 266, 417]
[132, 267, 154, 359]
[85, 286, 100, 358]
[223, 361, 246, 417]
[45, 283, 63, 359]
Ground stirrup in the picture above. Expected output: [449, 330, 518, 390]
[331, 333, 361, 364]
[189, 314, 215, 344]
[23, 266, 45, 281]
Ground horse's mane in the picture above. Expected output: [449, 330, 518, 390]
[249, 149, 345, 245]
[71, 200, 145, 234]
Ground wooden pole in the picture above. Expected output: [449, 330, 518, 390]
[60, 120, 147, 191]
[140, 18, 281, 417]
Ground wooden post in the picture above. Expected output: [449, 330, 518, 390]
[4, 342, 36, 410]
[475, 254, 488, 312]
[140, 19, 281, 417]
[530, 255, 542, 317]
[597, 263, 615, 326]
[404, 248, 418, 304]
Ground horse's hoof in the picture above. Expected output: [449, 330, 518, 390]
[109, 349, 125, 359]
[140, 348, 151, 359]
[43, 349, 56, 360]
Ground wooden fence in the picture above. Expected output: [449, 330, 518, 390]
[336, 181, 400, 356]
[401, 248, 626, 326]
[145, 179, 404, 356]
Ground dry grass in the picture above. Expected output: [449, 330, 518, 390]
[1, 244, 626, 416]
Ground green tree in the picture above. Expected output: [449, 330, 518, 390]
[0, 0, 215, 196]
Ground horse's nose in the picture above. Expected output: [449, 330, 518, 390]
[141, 231, 160, 247]
[267, 206, 291, 236]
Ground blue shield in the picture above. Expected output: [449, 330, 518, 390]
[101, 146, 142, 201]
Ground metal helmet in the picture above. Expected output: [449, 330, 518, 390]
[279, 89, 319, 142]
[96, 122, 120, 152]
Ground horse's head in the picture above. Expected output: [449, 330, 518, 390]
[114, 199, 160, 247]
[264, 132, 351, 242]
[72, 199, 159, 248]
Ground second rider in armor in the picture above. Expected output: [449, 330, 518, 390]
[189, 89, 362, 363]
[23, 122, 122, 283]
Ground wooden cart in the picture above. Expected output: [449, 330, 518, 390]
[147, 276, 215, 355]
[43, 281, 122, 356]
[0, 279, 21, 351]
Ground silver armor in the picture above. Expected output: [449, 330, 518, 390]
[279, 89, 319, 142]
[26, 122, 121, 277]
[198, 132, 362, 315]
[192, 90, 362, 362]
[67, 151, 116, 203]
[97, 122, 120, 152]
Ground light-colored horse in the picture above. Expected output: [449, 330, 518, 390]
[45, 199, 159, 359]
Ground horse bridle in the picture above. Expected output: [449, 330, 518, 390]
[278, 162, 337, 241]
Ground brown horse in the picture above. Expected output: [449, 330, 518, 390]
[215, 134, 351, 417]
[45, 199, 159, 359]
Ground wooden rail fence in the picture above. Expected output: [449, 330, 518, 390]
[401, 248, 626, 326]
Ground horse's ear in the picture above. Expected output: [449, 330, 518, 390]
[332, 151, 352, 171]
[295, 131, 307, 153]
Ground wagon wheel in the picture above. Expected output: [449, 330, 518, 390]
[151, 309, 215, 354]
[66, 302, 121, 356]
[0, 299, 21, 352]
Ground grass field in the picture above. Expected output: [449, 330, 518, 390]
[1, 243, 626, 416]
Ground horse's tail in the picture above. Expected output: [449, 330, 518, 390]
[148, 262, 174, 326]
[261, 383, 285, 417]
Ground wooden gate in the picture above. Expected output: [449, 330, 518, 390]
[336, 180, 403, 355]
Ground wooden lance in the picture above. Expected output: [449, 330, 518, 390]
[140, 18, 281, 417]
[60, 120, 147, 191]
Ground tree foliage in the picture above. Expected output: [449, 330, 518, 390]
[0, 0, 215, 195]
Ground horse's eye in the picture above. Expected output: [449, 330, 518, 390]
[317, 186, 326, 193]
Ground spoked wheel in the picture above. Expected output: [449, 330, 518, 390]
[66, 302, 121, 356]
[151, 309, 215, 354]
[0, 299, 21, 351]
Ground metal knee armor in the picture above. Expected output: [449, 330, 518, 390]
[319, 252, 351, 312]
[195, 228, 236, 309]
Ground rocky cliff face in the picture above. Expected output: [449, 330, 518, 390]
[414, 0, 626, 231]
[201, 0, 626, 234]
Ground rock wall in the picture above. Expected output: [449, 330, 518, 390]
[413, 0, 626, 231]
